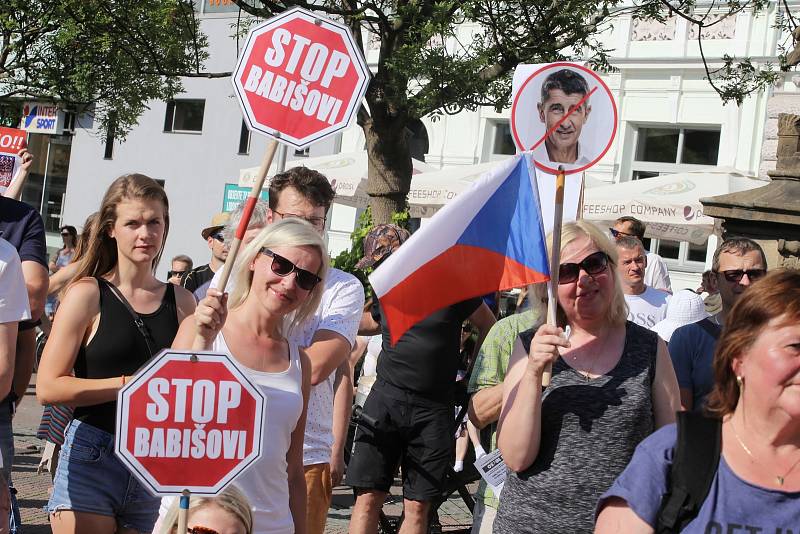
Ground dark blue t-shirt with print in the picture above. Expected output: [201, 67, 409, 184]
[597, 424, 800, 533]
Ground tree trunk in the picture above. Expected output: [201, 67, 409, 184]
[363, 115, 412, 225]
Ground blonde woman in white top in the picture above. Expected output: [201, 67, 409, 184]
[167, 218, 328, 534]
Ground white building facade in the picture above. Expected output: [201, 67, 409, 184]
[59, 1, 793, 286]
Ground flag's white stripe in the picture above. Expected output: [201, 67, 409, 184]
[370, 156, 522, 297]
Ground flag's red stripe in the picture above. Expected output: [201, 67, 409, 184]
[379, 244, 549, 344]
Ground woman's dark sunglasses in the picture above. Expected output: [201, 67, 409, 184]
[260, 248, 322, 291]
[188, 527, 219, 534]
[558, 251, 609, 284]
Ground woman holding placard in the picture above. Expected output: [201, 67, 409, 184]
[167, 218, 327, 534]
[37, 174, 196, 534]
[493, 220, 680, 533]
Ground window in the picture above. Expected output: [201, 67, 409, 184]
[631, 125, 720, 271]
[164, 100, 205, 133]
[294, 147, 310, 157]
[493, 122, 516, 156]
[238, 120, 250, 155]
[631, 126, 720, 179]
[483, 120, 517, 161]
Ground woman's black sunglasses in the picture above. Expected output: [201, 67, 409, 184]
[558, 251, 609, 284]
[260, 248, 322, 291]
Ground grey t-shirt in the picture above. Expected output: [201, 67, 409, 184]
[598, 424, 800, 532]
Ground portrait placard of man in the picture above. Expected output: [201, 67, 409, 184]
[534, 68, 592, 167]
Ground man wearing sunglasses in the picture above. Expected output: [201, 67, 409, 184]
[669, 238, 767, 411]
[612, 216, 672, 293]
[182, 212, 230, 295]
[615, 237, 669, 329]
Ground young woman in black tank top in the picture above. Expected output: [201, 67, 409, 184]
[37, 174, 196, 534]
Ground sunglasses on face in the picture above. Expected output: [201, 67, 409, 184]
[558, 251, 609, 284]
[188, 527, 219, 534]
[260, 248, 322, 291]
[211, 233, 225, 243]
[717, 269, 767, 283]
[609, 228, 637, 240]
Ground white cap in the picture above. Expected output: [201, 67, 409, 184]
[652, 290, 710, 342]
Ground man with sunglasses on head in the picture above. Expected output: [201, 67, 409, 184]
[669, 237, 767, 411]
[614, 236, 670, 329]
[612, 216, 672, 293]
[182, 212, 230, 296]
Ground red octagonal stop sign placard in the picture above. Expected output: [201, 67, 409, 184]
[232, 7, 370, 149]
[115, 350, 266, 496]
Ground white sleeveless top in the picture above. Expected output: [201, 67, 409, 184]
[156, 333, 304, 534]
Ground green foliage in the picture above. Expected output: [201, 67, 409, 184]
[0, 0, 207, 136]
[330, 207, 411, 301]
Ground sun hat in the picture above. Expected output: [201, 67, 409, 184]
[355, 224, 410, 270]
[201, 212, 231, 240]
[652, 289, 710, 342]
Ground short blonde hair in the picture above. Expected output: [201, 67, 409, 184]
[228, 218, 328, 334]
[158, 484, 253, 534]
[547, 220, 628, 327]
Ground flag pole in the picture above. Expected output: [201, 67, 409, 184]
[542, 167, 565, 387]
[578, 171, 586, 219]
[217, 139, 280, 291]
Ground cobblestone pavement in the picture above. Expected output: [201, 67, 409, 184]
[11, 377, 475, 533]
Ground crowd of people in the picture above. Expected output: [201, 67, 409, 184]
[0, 153, 798, 534]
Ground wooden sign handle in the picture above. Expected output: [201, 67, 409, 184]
[542, 169, 566, 387]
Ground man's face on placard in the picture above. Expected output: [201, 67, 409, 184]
[537, 88, 591, 163]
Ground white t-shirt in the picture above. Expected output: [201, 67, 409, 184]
[158, 333, 303, 534]
[644, 252, 672, 293]
[293, 267, 363, 466]
[0, 237, 31, 324]
[625, 286, 670, 330]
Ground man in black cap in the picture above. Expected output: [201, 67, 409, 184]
[348, 224, 496, 534]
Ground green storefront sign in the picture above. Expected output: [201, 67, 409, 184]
[222, 183, 268, 213]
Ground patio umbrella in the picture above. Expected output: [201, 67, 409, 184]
[581, 167, 768, 244]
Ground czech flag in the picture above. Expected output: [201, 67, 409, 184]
[370, 154, 552, 344]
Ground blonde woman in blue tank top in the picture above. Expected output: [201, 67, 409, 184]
[37, 174, 196, 534]
[169, 218, 328, 534]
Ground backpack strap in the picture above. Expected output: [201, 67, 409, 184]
[696, 317, 722, 340]
[656, 412, 722, 533]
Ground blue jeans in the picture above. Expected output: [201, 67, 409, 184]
[47, 420, 160, 532]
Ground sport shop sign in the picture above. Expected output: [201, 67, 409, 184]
[115, 350, 266, 495]
[232, 7, 370, 149]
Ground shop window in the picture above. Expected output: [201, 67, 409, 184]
[493, 122, 516, 156]
[164, 100, 205, 133]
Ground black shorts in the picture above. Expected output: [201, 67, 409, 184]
[346, 380, 453, 501]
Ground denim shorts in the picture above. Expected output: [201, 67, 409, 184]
[47, 419, 160, 532]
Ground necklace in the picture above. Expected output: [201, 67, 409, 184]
[730, 421, 800, 486]
[565, 332, 609, 381]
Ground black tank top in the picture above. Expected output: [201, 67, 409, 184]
[73, 277, 179, 434]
